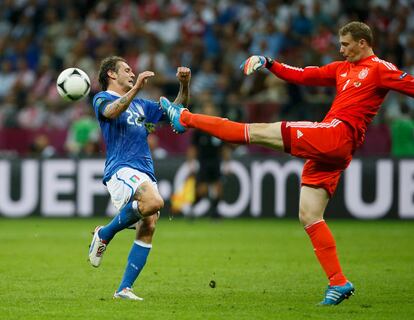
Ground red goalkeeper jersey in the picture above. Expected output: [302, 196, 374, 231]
[269, 55, 414, 147]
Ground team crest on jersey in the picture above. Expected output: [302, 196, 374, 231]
[358, 68, 369, 79]
[354, 81, 362, 87]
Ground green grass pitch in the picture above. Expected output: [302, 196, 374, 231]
[0, 218, 413, 320]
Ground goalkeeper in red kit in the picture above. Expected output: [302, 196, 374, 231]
[160, 21, 414, 305]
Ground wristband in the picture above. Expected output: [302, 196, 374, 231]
[265, 57, 275, 68]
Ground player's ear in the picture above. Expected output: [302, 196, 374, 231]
[107, 69, 117, 80]
[359, 39, 367, 47]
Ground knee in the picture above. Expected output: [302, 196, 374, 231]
[299, 208, 322, 227]
[140, 196, 164, 217]
[151, 196, 164, 213]
[299, 209, 310, 226]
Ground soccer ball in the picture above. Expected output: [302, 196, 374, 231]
[56, 68, 91, 101]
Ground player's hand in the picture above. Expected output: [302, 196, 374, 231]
[135, 71, 155, 89]
[240, 55, 267, 75]
[176, 67, 191, 84]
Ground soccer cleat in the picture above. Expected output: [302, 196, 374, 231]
[159, 96, 187, 134]
[113, 287, 143, 301]
[320, 281, 355, 306]
[88, 226, 107, 268]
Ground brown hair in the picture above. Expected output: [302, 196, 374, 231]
[98, 56, 126, 90]
[339, 21, 373, 46]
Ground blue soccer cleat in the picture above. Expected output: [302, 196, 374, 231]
[320, 281, 355, 306]
[159, 96, 187, 134]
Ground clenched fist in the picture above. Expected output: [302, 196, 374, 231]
[176, 67, 191, 84]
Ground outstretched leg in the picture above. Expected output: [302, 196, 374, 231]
[160, 97, 285, 149]
[181, 110, 285, 149]
[181, 110, 251, 144]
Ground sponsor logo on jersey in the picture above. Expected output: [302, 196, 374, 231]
[297, 130, 303, 139]
[358, 68, 369, 79]
[399, 72, 408, 79]
[354, 81, 362, 87]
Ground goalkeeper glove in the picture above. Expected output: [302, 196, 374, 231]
[240, 56, 274, 75]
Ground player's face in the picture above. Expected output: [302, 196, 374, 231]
[339, 33, 364, 63]
[115, 61, 135, 91]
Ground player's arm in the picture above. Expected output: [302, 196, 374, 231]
[241, 55, 339, 87]
[267, 60, 339, 86]
[173, 67, 191, 107]
[102, 71, 155, 119]
[377, 63, 414, 97]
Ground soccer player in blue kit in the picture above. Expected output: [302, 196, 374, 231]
[88, 56, 191, 300]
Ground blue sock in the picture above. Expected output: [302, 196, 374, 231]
[99, 202, 140, 243]
[117, 241, 151, 292]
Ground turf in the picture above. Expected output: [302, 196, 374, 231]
[0, 218, 413, 320]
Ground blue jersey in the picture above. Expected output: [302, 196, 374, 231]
[92, 90, 165, 184]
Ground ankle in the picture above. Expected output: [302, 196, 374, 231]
[180, 109, 190, 128]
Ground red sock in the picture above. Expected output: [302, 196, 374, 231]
[305, 220, 347, 286]
[180, 110, 249, 144]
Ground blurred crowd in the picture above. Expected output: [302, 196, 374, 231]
[0, 0, 413, 157]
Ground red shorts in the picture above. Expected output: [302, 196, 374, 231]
[281, 119, 355, 197]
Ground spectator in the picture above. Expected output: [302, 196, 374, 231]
[148, 134, 168, 159]
[0, 94, 19, 128]
[0, 0, 413, 157]
[390, 103, 414, 157]
[186, 101, 231, 218]
[191, 59, 218, 95]
[0, 60, 17, 99]
[29, 134, 56, 158]
[65, 107, 100, 156]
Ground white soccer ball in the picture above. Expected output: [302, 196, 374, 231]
[56, 68, 91, 101]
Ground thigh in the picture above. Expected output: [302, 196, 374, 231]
[249, 122, 284, 150]
[134, 180, 162, 205]
[286, 120, 354, 164]
[301, 159, 349, 197]
[106, 167, 154, 211]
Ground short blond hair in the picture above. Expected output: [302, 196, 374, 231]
[339, 21, 373, 46]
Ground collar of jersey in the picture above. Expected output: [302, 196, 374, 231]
[106, 90, 122, 97]
[352, 54, 376, 66]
